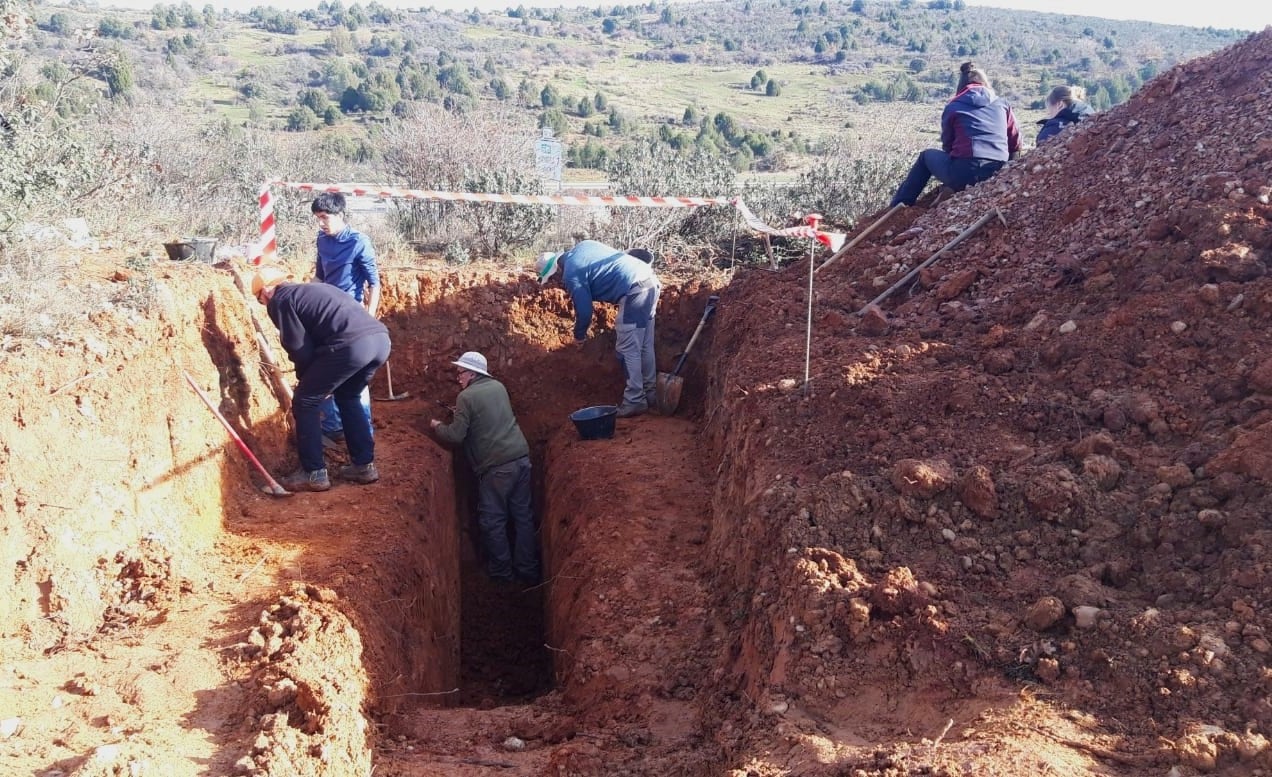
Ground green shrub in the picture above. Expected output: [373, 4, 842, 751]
[601, 139, 737, 251]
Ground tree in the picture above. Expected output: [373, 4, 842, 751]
[517, 79, 537, 106]
[765, 79, 781, 97]
[97, 17, 133, 39]
[601, 17, 618, 34]
[538, 108, 568, 137]
[298, 88, 330, 114]
[45, 12, 70, 35]
[437, 64, 473, 95]
[100, 48, 135, 98]
[326, 27, 352, 55]
[540, 84, 560, 107]
[683, 105, 699, 125]
[850, 0, 865, 12]
[286, 106, 321, 131]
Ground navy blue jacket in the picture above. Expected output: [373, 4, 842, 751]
[266, 282, 388, 378]
[1036, 101, 1095, 144]
[942, 84, 1021, 161]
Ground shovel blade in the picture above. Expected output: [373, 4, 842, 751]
[655, 372, 683, 415]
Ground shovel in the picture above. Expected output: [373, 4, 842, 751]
[655, 295, 718, 415]
[380, 360, 409, 401]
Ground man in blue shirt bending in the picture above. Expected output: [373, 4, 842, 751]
[536, 240, 661, 418]
[311, 192, 381, 444]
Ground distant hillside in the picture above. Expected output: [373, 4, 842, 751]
[21, 0, 1246, 174]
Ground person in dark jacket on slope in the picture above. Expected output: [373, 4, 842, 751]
[252, 267, 391, 492]
[1036, 85, 1095, 144]
[889, 62, 1022, 207]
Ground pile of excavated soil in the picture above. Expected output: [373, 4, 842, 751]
[701, 27, 1272, 776]
[3, 28, 1271, 777]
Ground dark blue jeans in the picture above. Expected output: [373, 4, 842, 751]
[319, 389, 371, 436]
[293, 332, 391, 472]
[890, 150, 1004, 206]
[476, 456, 540, 582]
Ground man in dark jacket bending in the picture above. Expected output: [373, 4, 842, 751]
[431, 351, 541, 585]
[252, 266, 390, 492]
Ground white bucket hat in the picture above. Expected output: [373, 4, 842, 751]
[452, 351, 491, 377]
[535, 251, 560, 283]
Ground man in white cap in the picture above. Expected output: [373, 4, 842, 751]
[536, 240, 660, 417]
[431, 352, 540, 585]
[252, 266, 390, 492]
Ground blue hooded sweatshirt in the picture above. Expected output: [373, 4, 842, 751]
[1036, 100, 1096, 144]
[315, 226, 378, 303]
[558, 240, 655, 341]
[941, 84, 1021, 161]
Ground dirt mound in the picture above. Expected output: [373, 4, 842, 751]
[701, 27, 1272, 774]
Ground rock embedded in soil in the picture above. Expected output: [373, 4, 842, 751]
[1072, 606, 1101, 629]
[1024, 596, 1067, 631]
[956, 465, 998, 519]
[889, 458, 954, 499]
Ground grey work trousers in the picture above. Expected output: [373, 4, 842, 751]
[476, 456, 540, 582]
[615, 277, 660, 407]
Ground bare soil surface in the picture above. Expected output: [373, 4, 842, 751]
[4, 27, 1272, 777]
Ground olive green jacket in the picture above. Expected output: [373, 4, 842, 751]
[434, 375, 529, 475]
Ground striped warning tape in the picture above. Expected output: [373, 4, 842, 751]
[252, 180, 843, 262]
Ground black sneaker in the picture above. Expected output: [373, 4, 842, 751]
[336, 463, 379, 484]
[280, 468, 331, 492]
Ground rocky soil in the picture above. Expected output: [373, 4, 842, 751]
[701, 26, 1272, 775]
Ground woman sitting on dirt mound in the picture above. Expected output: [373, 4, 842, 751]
[889, 61, 1022, 207]
[1035, 85, 1096, 145]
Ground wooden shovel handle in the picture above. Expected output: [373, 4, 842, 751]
[669, 295, 719, 377]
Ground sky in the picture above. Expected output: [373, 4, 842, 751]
[91, 0, 1271, 31]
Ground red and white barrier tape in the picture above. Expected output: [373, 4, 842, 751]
[251, 180, 844, 261]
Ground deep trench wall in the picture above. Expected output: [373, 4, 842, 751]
[0, 266, 462, 707]
[0, 266, 286, 650]
[699, 271, 870, 704]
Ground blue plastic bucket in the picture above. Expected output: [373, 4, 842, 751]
[569, 405, 617, 440]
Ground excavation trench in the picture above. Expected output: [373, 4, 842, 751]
[0, 262, 728, 776]
[233, 267, 727, 774]
[6, 259, 1194, 776]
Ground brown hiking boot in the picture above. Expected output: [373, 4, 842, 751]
[336, 463, 379, 484]
[280, 468, 330, 492]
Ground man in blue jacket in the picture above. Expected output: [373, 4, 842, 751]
[310, 192, 380, 447]
[537, 240, 661, 417]
[890, 62, 1021, 207]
